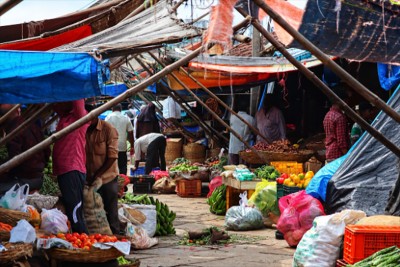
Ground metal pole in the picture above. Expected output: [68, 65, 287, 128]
[0, 47, 204, 175]
[250, 0, 400, 124]
[242, 11, 400, 157]
[149, 53, 269, 163]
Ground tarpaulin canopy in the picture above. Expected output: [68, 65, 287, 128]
[325, 84, 400, 216]
[0, 50, 109, 104]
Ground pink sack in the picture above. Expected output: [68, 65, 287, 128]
[277, 190, 325, 247]
[207, 176, 223, 197]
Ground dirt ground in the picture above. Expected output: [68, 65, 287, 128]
[131, 192, 295, 267]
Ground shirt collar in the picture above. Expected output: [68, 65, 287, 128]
[95, 118, 104, 131]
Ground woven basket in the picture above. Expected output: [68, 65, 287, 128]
[183, 143, 206, 163]
[165, 138, 183, 164]
[0, 242, 33, 265]
[45, 246, 123, 263]
[0, 207, 31, 226]
[240, 150, 315, 164]
[0, 230, 10, 241]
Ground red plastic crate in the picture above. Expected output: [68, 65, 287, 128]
[176, 179, 201, 197]
[343, 225, 400, 264]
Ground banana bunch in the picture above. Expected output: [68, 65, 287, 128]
[121, 193, 176, 236]
[207, 185, 227, 215]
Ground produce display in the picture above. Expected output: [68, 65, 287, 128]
[207, 185, 226, 215]
[39, 174, 60, 196]
[169, 163, 199, 172]
[120, 193, 176, 236]
[254, 165, 280, 180]
[248, 140, 299, 153]
[346, 246, 400, 267]
[41, 232, 127, 250]
[172, 158, 190, 165]
[276, 171, 314, 189]
[205, 156, 221, 167]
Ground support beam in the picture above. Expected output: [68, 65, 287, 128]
[0, 47, 204, 175]
[150, 53, 268, 163]
[0, 0, 22, 16]
[239, 10, 400, 157]
[0, 104, 20, 126]
[251, 0, 400, 125]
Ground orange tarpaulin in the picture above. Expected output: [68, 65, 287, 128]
[0, 25, 92, 51]
[259, 0, 305, 45]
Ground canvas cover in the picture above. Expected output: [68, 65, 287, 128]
[325, 85, 400, 216]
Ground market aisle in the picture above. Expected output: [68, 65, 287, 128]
[132, 193, 294, 267]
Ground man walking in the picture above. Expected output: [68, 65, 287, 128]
[85, 105, 120, 234]
[105, 104, 134, 175]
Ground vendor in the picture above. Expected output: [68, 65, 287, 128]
[0, 104, 50, 196]
[135, 103, 160, 139]
[132, 132, 166, 174]
[255, 94, 286, 144]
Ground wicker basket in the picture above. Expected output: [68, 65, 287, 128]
[45, 246, 123, 263]
[0, 242, 33, 265]
[165, 138, 183, 164]
[183, 143, 206, 163]
[239, 150, 315, 164]
[0, 230, 10, 241]
[0, 207, 31, 226]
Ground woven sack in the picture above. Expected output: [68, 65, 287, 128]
[83, 178, 112, 235]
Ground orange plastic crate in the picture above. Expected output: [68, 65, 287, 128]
[343, 225, 400, 264]
[176, 179, 201, 197]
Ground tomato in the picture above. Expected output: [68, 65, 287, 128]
[82, 246, 90, 250]
[110, 236, 117, 242]
[281, 173, 289, 179]
[65, 233, 72, 240]
[276, 177, 285, 184]
[103, 237, 111, 243]
[98, 238, 105, 243]
[94, 234, 102, 240]
[120, 238, 128, 242]
[72, 232, 80, 238]
[80, 233, 88, 239]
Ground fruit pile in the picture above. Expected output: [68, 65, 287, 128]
[254, 165, 280, 180]
[207, 185, 226, 215]
[120, 193, 176, 236]
[169, 163, 199, 172]
[247, 140, 299, 153]
[276, 171, 314, 189]
[42, 233, 127, 250]
[205, 156, 220, 166]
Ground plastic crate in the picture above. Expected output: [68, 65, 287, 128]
[283, 185, 302, 196]
[270, 161, 304, 174]
[343, 225, 400, 264]
[130, 166, 145, 176]
[336, 259, 349, 267]
[176, 179, 202, 197]
[130, 175, 155, 193]
[277, 183, 284, 199]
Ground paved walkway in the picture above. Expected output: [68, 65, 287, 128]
[132, 193, 295, 267]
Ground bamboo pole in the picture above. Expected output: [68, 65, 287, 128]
[133, 56, 217, 142]
[149, 53, 269, 163]
[0, 104, 51, 147]
[0, 104, 20, 126]
[0, 47, 204, 175]
[149, 51, 272, 144]
[251, 0, 400, 125]
[189, 12, 210, 25]
[0, 0, 22, 16]
[170, 0, 185, 14]
[240, 11, 400, 157]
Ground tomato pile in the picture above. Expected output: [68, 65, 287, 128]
[42, 233, 128, 250]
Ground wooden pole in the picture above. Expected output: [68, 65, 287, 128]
[0, 47, 204, 175]
[241, 11, 400, 157]
[0, 0, 22, 16]
[149, 51, 272, 144]
[0, 104, 20, 126]
[0, 104, 51, 147]
[250, 0, 400, 125]
[170, 0, 185, 14]
[189, 12, 209, 25]
[149, 53, 269, 163]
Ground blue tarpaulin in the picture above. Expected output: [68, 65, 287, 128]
[0, 50, 109, 104]
[102, 83, 128, 97]
[377, 63, 400, 91]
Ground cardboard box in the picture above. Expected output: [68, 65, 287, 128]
[305, 157, 323, 173]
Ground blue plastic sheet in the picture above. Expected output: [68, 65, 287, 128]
[0, 50, 109, 104]
[306, 155, 347, 202]
[377, 63, 400, 91]
[102, 83, 127, 97]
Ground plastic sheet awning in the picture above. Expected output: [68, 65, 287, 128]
[0, 50, 109, 104]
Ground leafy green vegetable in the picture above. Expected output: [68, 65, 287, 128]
[254, 165, 280, 181]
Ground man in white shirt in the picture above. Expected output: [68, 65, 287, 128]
[105, 104, 134, 175]
[229, 102, 256, 165]
[132, 133, 166, 174]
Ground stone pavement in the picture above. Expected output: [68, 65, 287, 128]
[132, 194, 295, 267]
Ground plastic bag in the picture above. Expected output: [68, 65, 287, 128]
[306, 156, 346, 201]
[119, 204, 157, 237]
[0, 184, 29, 211]
[293, 210, 366, 267]
[152, 177, 176, 194]
[277, 191, 325, 247]
[249, 181, 279, 216]
[126, 224, 159, 249]
[207, 176, 222, 197]
[150, 170, 169, 181]
[40, 208, 69, 234]
[224, 192, 264, 231]
[10, 219, 36, 243]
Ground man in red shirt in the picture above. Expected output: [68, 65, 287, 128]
[53, 99, 89, 233]
[323, 87, 350, 162]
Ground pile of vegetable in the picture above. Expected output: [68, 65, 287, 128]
[178, 227, 230, 246]
[254, 165, 280, 181]
[169, 163, 198, 172]
[205, 156, 220, 166]
[120, 193, 176, 236]
[248, 140, 299, 153]
[39, 174, 60, 196]
[172, 158, 190, 165]
[117, 256, 139, 266]
[207, 185, 226, 215]
[41, 232, 127, 250]
[346, 246, 400, 267]
[209, 156, 227, 172]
